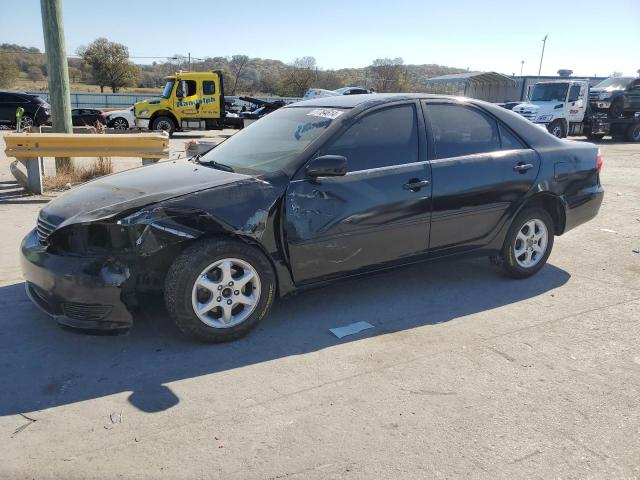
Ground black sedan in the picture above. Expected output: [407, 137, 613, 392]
[71, 108, 107, 127]
[21, 94, 604, 342]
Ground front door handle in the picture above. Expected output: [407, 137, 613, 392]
[403, 179, 430, 192]
[513, 163, 534, 173]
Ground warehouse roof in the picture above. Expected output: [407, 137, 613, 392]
[426, 72, 516, 85]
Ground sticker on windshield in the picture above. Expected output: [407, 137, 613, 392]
[306, 108, 344, 120]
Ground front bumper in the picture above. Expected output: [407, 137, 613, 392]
[135, 118, 150, 129]
[21, 229, 133, 332]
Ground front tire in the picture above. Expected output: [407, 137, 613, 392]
[165, 239, 276, 343]
[501, 208, 555, 279]
[151, 115, 176, 135]
[548, 120, 565, 138]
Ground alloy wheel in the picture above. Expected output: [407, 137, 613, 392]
[191, 258, 261, 328]
[21, 116, 34, 128]
[156, 120, 172, 131]
[113, 118, 128, 130]
[513, 219, 548, 268]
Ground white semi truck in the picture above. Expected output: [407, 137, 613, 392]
[512, 80, 640, 142]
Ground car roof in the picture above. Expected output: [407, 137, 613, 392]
[287, 93, 463, 109]
[286, 92, 563, 149]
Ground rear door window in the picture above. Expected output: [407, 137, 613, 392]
[426, 104, 501, 158]
[323, 104, 419, 172]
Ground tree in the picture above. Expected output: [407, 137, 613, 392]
[281, 57, 317, 96]
[68, 66, 82, 83]
[77, 38, 140, 92]
[27, 65, 44, 83]
[369, 57, 407, 92]
[0, 53, 19, 88]
[229, 54, 249, 94]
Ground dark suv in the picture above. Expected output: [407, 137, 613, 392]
[589, 77, 640, 118]
[0, 91, 51, 128]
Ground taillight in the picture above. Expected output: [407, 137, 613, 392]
[596, 150, 603, 173]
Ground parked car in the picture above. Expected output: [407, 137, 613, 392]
[0, 91, 50, 128]
[72, 108, 107, 127]
[105, 106, 135, 130]
[499, 101, 525, 111]
[589, 76, 640, 118]
[303, 86, 373, 100]
[21, 94, 604, 342]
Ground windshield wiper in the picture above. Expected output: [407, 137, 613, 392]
[192, 154, 234, 172]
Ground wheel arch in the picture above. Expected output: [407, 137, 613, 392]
[519, 192, 566, 235]
[149, 110, 178, 127]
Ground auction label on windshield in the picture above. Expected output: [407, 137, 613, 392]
[307, 108, 344, 120]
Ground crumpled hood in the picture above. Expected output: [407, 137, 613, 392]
[40, 159, 254, 228]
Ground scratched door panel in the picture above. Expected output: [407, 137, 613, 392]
[284, 163, 431, 284]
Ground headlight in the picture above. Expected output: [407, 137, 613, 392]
[535, 114, 553, 122]
[138, 109, 149, 117]
[598, 92, 610, 100]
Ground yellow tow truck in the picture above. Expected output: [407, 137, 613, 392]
[134, 70, 232, 134]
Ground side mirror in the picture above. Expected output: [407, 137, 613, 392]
[306, 155, 347, 178]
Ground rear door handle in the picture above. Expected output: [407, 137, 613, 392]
[513, 163, 534, 173]
[403, 179, 430, 191]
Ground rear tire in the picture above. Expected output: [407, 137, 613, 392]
[21, 114, 35, 129]
[500, 208, 555, 279]
[627, 124, 640, 142]
[110, 117, 129, 130]
[165, 238, 276, 343]
[151, 115, 176, 135]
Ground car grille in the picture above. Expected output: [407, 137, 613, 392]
[516, 110, 536, 121]
[36, 215, 58, 244]
[62, 302, 113, 322]
[588, 93, 599, 101]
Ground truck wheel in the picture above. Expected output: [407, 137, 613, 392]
[165, 238, 276, 343]
[548, 120, 565, 138]
[500, 208, 555, 279]
[609, 98, 624, 118]
[151, 116, 175, 135]
[627, 124, 640, 142]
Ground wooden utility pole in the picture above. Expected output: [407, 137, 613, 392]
[40, 0, 73, 171]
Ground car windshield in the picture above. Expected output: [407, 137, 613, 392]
[594, 77, 634, 90]
[530, 83, 569, 102]
[161, 80, 175, 99]
[201, 107, 345, 174]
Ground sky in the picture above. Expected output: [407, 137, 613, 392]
[2, 0, 639, 77]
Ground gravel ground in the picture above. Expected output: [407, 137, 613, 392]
[0, 132, 638, 480]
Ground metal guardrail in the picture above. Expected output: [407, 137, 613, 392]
[5, 132, 169, 159]
[4, 131, 169, 194]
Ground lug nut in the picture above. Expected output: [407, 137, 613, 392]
[216, 297, 222, 302]
[228, 281, 234, 286]
[217, 285, 223, 290]
[227, 299, 232, 305]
